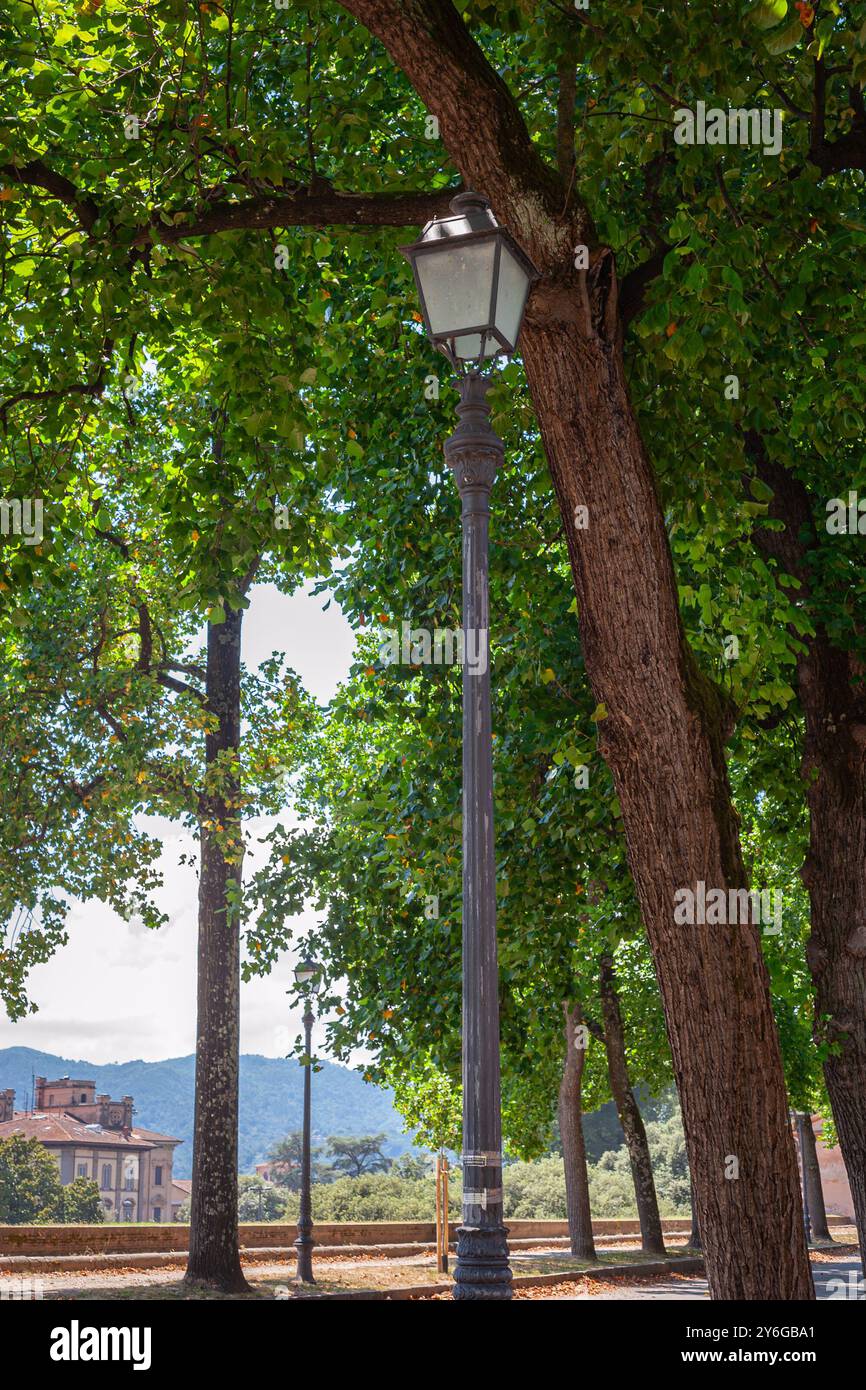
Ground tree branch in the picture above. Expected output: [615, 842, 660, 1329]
[743, 429, 814, 591]
[337, 0, 590, 259]
[556, 61, 576, 184]
[144, 185, 459, 243]
[0, 368, 109, 419]
[0, 338, 114, 421]
[163, 659, 208, 682]
[0, 158, 99, 234]
[155, 670, 205, 701]
[810, 56, 827, 167]
[619, 244, 669, 328]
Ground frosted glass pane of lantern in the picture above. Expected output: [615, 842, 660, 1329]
[451, 333, 483, 359]
[493, 244, 531, 350]
[415, 240, 496, 337]
[451, 332, 499, 361]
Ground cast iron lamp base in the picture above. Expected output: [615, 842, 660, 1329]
[453, 1225, 513, 1300]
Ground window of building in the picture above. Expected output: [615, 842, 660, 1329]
[48, 1095, 54, 1106]
[154, 1165, 162, 1186]
[80, 1093, 87, 1103]
[77, 1164, 88, 1178]
[101, 1165, 112, 1190]
[153, 1207, 161, 1223]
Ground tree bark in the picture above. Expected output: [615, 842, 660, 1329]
[340, 0, 813, 1301]
[184, 605, 249, 1293]
[689, 1175, 701, 1249]
[598, 953, 665, 1255]
[799, 1114, 834, 1245]
[558, 1002, 595, 1261]
[747, 435, 866, 1254]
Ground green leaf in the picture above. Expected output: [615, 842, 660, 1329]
[749, 1, 787, 30]
[765, 18, 803, 55]
[749, 477, 775, 503]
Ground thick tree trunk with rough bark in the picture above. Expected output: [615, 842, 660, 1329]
[798, 1114, 834, 1245]
[520, 313, 811, 1299]
[747, 436, 866, 1253]
[799, 620, 866, 1252]
[559, 1002, 595, 1261]
[801, 637, 866, 1249]
[599, 953, 665, 1255]
[184, 606, 249, 1293]
[341, 0, 813, 1301]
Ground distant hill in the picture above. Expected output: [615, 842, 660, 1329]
[0, 1047, 668, 1180]
[0, 1047, 409, 1179]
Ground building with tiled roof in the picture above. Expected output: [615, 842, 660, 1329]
[0, 1076, 181, 1223]
[170, 1177, 192, 1221]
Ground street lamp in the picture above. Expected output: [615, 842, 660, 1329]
[401, 192, 538, 1301]
[401, 191, 537, 367]
[293, 957, 321, 1283]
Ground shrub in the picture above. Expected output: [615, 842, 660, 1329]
[237, 1175, 289, 1221]
[0, 1135, 64, 1224]
[57, 1177, 105, 1224]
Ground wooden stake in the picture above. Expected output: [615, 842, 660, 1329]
[435, 1154, 444, 1272]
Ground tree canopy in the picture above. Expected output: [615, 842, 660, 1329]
[2, 0, 864, 1298]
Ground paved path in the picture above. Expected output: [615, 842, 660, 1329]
[552, 1255, 863, 1300]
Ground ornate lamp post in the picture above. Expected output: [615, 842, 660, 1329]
[401, 192, 538, 1301]
[293, 957, 321, 1283]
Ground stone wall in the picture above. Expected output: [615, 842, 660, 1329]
[0, 1215, 700, 1257]
[1, 1212, 850, 1260]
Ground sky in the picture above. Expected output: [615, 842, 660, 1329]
[0, 583, 356, 1066]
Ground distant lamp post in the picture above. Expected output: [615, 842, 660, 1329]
[401, 192, 538, 1301]
[293, 957, 321, 1284]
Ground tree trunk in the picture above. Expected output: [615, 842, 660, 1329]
[799, 623, 866, 1252]
[800, 632, 866, 1252]
[689, 1175, 701, 1250]
[184, 605, 249, 1293]
[747, 436, 866, 1254]
[519, 314, 811, 1300]
[558, 1002, 595, 1261]
[799, 1114, 834, 1245]
[598, 953, 665, 1255]
[341, 0, 813, 1301]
